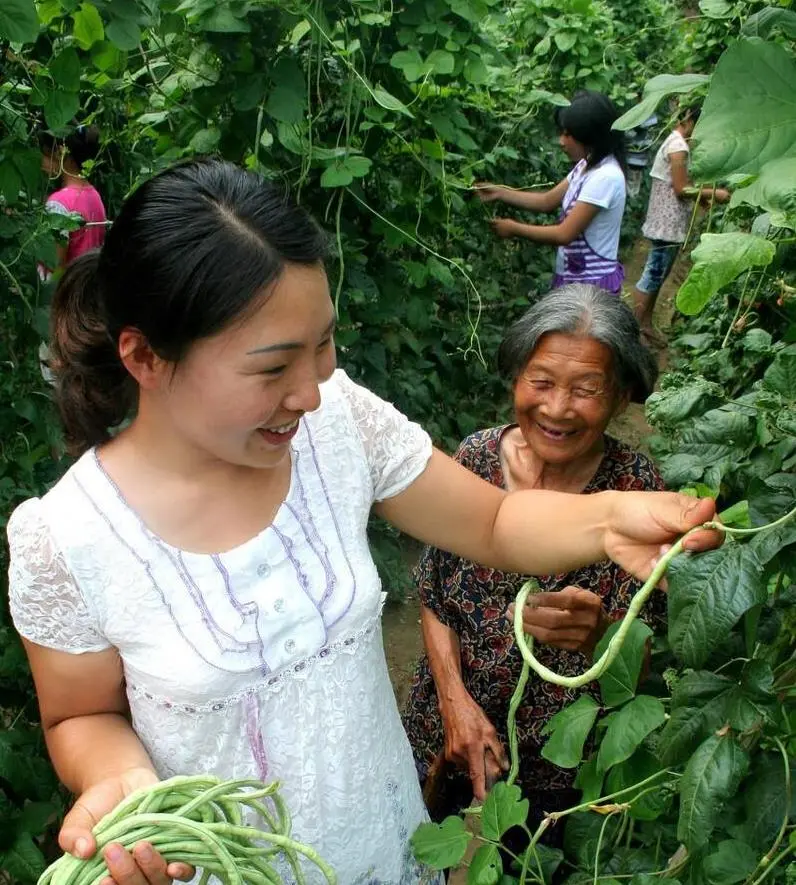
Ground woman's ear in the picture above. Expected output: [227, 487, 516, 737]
[118, 327, 169, 390]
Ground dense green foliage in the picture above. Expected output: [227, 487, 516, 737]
[412, 5, 796, 883]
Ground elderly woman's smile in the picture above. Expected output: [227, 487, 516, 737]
[514, 333, 622, 466]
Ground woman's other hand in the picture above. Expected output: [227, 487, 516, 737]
[472, 182, 503, 203]
[59, 767, 194, 885]
[440, 690, 508, 802]
[509, 586, 609, 654]
[490, 218, 519, 239]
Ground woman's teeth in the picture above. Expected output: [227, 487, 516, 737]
[537, 422, 575, 439]
[264, 420, 299, 434]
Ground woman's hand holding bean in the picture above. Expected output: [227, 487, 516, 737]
[509, 586, 609, 654]
[60, 767, 194, 885]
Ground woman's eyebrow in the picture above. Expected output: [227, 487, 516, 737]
[246, 318, 336, 356]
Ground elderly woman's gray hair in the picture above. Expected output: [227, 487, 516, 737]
[497, 284, 658, 403]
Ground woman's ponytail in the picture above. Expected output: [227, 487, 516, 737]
[49, 250, 134, 456]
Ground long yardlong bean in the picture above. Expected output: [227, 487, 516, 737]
[38, 776, 337, 885]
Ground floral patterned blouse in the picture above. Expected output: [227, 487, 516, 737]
[402, 426, 666, 817]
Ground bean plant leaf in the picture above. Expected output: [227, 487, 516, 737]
[320, 155, 372, 188]
[44, 90, 81, 131]
[703, 840, 758, 885]
[428, 49, 455, 75]
[72, 2, 105, 49]
[677, 733, 750, 850]
[50, 49, 82, 93]
[605, 748, 670, 821]
[730, 158, 796, 226]
[390, 49, 430, 82]
[372, 86, 413, 118]
[700, 0, 733, 17]
[729, 752, 790, 851]
[574, 755, 604, 803]
[691, 41, 796, 180]
[676, 233, 775, 316]
[656, 671, 734, 766]
[0, 0, 39, 43]
[595, 618, 653, 707]
[646, 378, 723, 428]
[467, 843, 502, 885]
[0, 832, 47, 881]
[763, 349, 796, 399]
[596, 696, 666, 773]
[481, 782, 529, 841]
[106, 17, 141, 49]
[613, 74, 710, 132]
[411, 816, 471, 869]
[266, 85, 306, 125]
[668, 542, 766, 667]
[741, 7, 796, 39]
[540, 695, 599, 769]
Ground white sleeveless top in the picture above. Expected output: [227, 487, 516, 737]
[8, 369, 441, 885]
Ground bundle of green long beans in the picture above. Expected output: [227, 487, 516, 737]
[38, 775, 337, 885]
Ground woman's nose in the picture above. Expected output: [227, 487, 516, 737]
[283, 374, 322, 415]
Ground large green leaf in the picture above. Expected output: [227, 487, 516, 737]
[596, 696, 666, 773]
[646, 378, 723, 429]
[729, 752, 790, 851]
[49, 48, 82, 93]
[730, 158, 796, 226]
[266, 85, 306, 125]
[657, 672, 735, 767]
[0, 0, 39, 43]
[106, 17, 141, 49]
[763, 349, 796, 399]
[411, 816, 471, 869]
[481, 782, 529, 841]
[44, 89, 81, 131]
[0, 832, 47, 881]
[390, 49, 431, 82]
[677, 733, 749, 850]
[741, 7, 796, 38]
[467, 844, 502, 885]
[72, 2, 105, 49]
[613, 74, 710, 132]
[676, 233, 775, 316]
[320, 155, 373, 188]
[540, 695, 599, 769]
[703, 840, 758, 885]
[595, 619, 653, 708]
[691, 41, 796, 180]
[668, 543, 766, 667]
[604, 748, 670, 821]
[574, 756, 604, 803]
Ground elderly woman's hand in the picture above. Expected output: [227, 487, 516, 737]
[439, 689, 508, 802]
[509, 587, 610, 654]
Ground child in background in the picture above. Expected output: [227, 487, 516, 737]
[475, 91, 627, 295]
[632, 105, 729, 344]
[39, 124, 107, 273]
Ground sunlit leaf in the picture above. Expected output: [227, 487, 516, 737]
[411, 816, 471, 870]
[481, 781, 529, 841]
[0, 0, 39, 43]
[595, 618, 653, 707]
[596, 696, 666, 773]
[613, 74, 710, 132]
[540, 695, 599, 769]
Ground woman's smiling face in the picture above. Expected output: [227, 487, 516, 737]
[513, 332, 626, 465]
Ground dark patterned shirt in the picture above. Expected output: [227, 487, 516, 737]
[402, 426, 666, 808]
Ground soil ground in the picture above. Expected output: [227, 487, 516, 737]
[381, 239, 689, 881]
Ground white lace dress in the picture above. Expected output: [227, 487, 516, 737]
[8, 369, 442, 885]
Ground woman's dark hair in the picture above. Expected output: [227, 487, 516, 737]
[39, 124, 101, 170]
[497, 284, 657, 404]
[50, 159, 328, 456]
[554, 91, 627, 172]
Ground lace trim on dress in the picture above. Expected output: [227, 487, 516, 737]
[127, 603, 385, 713]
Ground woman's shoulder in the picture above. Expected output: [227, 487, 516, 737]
[599, 436, 663, 490]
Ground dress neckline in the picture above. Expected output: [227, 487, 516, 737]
[85, 443, 299, 558]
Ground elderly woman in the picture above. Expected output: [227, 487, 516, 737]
[402, 284, 665, 841]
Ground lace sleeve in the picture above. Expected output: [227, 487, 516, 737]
[334, 370, 433, 502]
[7, 499, 111, 653]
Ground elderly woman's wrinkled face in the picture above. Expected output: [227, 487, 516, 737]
[514, 333, 625, 465]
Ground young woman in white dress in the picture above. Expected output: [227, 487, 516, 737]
[7, 159, 718, 885]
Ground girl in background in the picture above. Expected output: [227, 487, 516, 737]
[476, 91, 627, 295]
[475, 91, 627, 295]
[39, 124, 107, 272]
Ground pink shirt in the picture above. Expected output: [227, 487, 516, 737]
[46, 182, 107, 264]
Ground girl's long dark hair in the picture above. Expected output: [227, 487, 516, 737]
[50, 159, 327, 455]
[555, 91, 627, 172]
